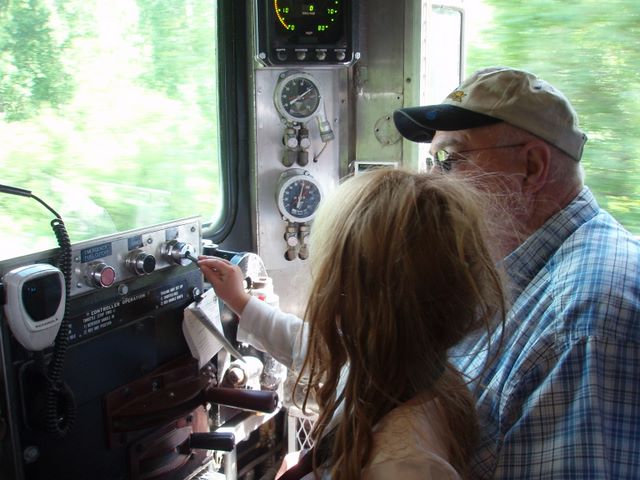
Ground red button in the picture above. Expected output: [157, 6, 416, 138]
[99, 266, 116, 287]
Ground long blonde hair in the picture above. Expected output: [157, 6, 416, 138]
[297, 169, 505, 479]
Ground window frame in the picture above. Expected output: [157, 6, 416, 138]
[206, 0, 253, 249]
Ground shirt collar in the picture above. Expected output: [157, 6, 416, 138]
[501, 187, 599, 298]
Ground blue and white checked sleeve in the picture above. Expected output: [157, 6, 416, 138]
[462, 188, 640, 479]
[494, 335, 640, 479]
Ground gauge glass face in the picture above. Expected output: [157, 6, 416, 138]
[273, 0, 344, 44]
[279, 76, 321, 120]
[280, 177, 322, 221]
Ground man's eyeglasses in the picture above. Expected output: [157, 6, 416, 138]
[427, 143, 526, 171]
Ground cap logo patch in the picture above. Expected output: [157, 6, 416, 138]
[447, 90, 466, 102]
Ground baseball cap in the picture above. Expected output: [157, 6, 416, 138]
[393, 67, 588, 161]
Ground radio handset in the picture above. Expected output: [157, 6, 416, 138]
[2, 264, 66, 351]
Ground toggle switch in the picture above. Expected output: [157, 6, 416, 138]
[160, 240, 196, 266]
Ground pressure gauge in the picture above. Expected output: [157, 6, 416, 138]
[274, 72, 321, 123]
[276, 169, 323, 223]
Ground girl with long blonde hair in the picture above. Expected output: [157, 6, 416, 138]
[199, 169, 505, 479]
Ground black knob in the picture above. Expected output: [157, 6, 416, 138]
[126, 250, 156, 275]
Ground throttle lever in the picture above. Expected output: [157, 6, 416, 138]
[203, 387, 279, 413]
[106, 358, 279, 435]
[188, 431, 235, 452]
[111, 384, 279, 432]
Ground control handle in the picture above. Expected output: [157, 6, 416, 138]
[189, 432, 235, 452]
[204, 387, 279, 413]
[161, 240, 196, 266]
[110, 383, 279, 432]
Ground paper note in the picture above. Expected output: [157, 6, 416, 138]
[182, 288, 224, 369]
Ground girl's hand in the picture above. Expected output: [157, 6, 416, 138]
[196, 257, 251, 315]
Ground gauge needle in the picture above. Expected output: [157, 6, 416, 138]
[289, 88, 312, 105]
[296, 183, 305, 210]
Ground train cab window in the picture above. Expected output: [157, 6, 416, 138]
[418, 2, 465, 172]
[423, 3, 464, 105]
[439, 0, 640, 235]
[0, 1, 226, 260]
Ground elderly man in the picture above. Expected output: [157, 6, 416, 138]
[394, 66, 640, 479]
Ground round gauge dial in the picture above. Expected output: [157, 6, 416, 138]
[274, 72, 321, 123]
[276, 169, 323, 223]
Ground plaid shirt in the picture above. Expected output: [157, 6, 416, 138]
[451, 187, 640, 479]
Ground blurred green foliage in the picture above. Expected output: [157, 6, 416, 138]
[0, 0, 221, 259]
[466, 0, 640, 234]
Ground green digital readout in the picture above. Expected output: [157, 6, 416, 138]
[257, 0, 355, 65]
[273, 0, 343, 43]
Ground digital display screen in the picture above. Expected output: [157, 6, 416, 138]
[22, 273, 63, 321]
[272, 0, 345, 45]
[257, 0, 356, 65]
